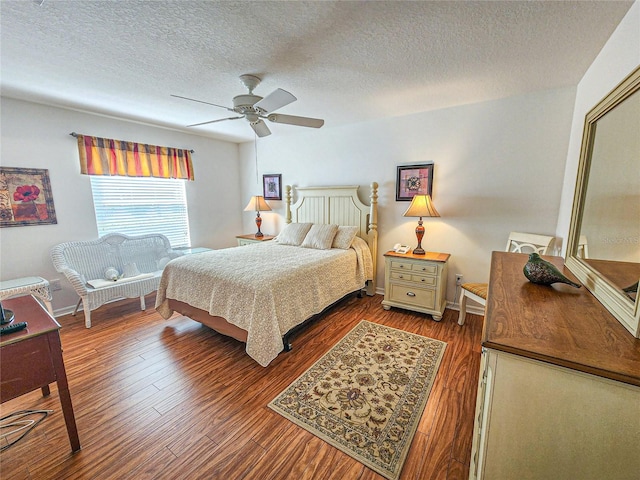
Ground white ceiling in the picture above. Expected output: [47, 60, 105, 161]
[0, 1, 633, 143]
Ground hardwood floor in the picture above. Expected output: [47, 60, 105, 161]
[0, 294, 483, 480]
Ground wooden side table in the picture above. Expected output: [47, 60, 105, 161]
[382, 250, 450, 321]
[236, 233, 276, 246]
[0, 296, 80, 452]
[0, 276, 54, 316]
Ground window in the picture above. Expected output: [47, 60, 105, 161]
[90, 176, 190, 247]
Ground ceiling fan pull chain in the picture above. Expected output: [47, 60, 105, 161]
[254, 133, 259, 185]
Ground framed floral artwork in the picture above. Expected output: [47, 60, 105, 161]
[263, 174, 282, 200]
[0, 167, 57, 227]
[396, 163, 434, 201]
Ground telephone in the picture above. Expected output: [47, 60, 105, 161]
[393, 243, 411, 254]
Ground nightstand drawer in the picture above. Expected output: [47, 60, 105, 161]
[390, 260, 414, 270]
[390, 272, 437, 286]
[390, 260, 438, 276]
[411, 263, 437, 275]
[388, 284, 436, 309]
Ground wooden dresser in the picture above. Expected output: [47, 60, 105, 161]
[470, 252, 640, 480]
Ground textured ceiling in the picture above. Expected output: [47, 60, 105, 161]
[0, 1, 633, 143]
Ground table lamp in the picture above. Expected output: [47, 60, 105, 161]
[403, 194, 440, 255]
[244, 195, 272, 238]
[0, 302, 15, 324]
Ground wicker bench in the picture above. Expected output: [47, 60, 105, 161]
[51, 233, 181, 328]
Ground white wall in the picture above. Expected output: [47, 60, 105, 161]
[6, 0, 634, 315]
[239, 87, 576, 303]
[556, 1, 640, 255]
[0, 97, 241, 312]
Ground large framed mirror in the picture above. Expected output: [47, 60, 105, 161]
[566, 65, 640, 338]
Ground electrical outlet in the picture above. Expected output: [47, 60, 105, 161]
[50, 278, 62, 291]
[455, 274, 463, 286]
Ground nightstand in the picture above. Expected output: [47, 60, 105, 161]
[382, 250, 450, 321]
[236, 234, 276, 246]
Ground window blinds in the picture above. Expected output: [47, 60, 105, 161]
[90, 176, 190, 248]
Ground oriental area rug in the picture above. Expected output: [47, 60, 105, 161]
[268, 320, 446, 480]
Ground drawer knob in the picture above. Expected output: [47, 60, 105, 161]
[421, 278, 425, 282]
[406, 292, 416, 297]
[399, 275, 404, 279]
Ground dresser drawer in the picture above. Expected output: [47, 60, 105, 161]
[390, 271, 437, 286]
[388, 283, 436, 309]
[390, 260, 437, 275]
[410, 263, 437, 275]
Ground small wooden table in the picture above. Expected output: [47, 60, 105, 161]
[0, 296, 80, 452]
[382, 250, 450, 321]
[236, 233, 275, 246]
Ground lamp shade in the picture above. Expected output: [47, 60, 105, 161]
[403, 194, 440, 218]
[244, 195, 272, 213]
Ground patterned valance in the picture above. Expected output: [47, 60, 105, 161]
[74, 134, 194, 180]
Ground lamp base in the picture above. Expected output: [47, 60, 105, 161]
[255, 212, 263, 238]
[413, 218, 426, 255]
[1, 308, 15, 324]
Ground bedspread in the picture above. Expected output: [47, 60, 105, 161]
[156, 238, 373, 366]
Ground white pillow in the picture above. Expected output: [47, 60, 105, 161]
[157, 256, 172, 270]
[301, 224, 339, 250]
[275, 223, 313, 246]
[123, 263, 140, 278]
[104, 267, 120, 281]
[332, 226, 359, 249]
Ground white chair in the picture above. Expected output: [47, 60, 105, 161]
[457, 232, 555, 326]
[577, 235, 589, 259]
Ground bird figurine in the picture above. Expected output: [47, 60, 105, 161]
[622, 280, 638, 294]
[523, 253, 581, 288]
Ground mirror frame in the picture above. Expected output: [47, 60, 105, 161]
[566, 65, 640, 338]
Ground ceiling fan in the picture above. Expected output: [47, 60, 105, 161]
[172, 74, 324, 137]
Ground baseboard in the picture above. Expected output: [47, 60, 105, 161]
[446, 300, 485, 316]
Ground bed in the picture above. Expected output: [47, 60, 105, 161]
[155, 183, 379, 366]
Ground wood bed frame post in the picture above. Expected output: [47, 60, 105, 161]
[285, 185, 292, 224]
[367, 182, 378, 296]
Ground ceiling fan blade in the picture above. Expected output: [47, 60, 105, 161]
[171, 94, 233, 111]
[254, 88, 296, 113]
[267, 114, 324, 128]
[250, 119, 272, 137]
[187, 116, 243, 127]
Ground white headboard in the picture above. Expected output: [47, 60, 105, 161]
[284, 183, 378, 295]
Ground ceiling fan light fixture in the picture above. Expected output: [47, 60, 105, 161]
[233, 94, 262, 110]
[238, 74, 261, 94]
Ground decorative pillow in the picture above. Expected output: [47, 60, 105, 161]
[332, 226, 359, 249]
[157, 256, 172, 270]
[275, 223, 313, 246]
[301, 224, 339, 250]
[104, 267, 121, 281]
[123, 263, 140, 278]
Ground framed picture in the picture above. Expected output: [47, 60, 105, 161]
[396, 163, 434, 201]
[263, 174, 282, 200]
[0, 167, 57, 227]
